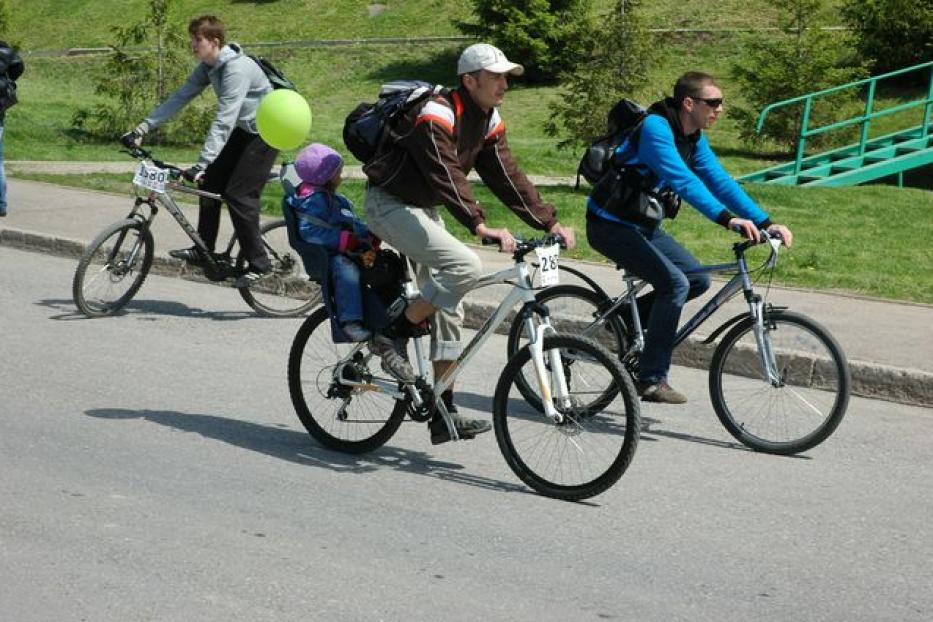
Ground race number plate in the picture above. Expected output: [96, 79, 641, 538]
[132, 162, 167, 193]
[535, 244, 560, 287]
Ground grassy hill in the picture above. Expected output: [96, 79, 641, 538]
[5, 0, 931, 303]
[8, 0, 846, 51]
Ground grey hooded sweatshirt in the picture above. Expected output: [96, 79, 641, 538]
[140, 43, 272, 168]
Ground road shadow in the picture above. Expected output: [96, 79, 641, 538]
[641, 415, 811, 459]
[38, 297, 256, 322]
[456, 389, 809, 458]
[84, 407, 532, 496]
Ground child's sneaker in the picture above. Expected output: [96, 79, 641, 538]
[341, 321, 371, 342]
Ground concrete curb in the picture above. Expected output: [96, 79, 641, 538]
[4, 224, 930, 408]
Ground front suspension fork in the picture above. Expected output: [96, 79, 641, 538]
[525, 316, 569, 423]
[749, 298, 782, 386]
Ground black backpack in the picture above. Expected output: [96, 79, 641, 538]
[576, 98, 647, 189]
[343, 80, 447, 164]
[249, 55, 296, 91]
[0, 41, 23, 113]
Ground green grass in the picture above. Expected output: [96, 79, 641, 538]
[14, 171, 933, 303]
[6, 0, 931, 303]
[10, 40, 930, 174]
[9, 0, 847, 51]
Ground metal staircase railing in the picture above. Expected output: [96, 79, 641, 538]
[739, 61, 933, 186]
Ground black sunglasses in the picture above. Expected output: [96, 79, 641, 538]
[692, 97, 723, 108]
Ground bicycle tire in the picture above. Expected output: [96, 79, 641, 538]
[709, 310, 850, 455]
[288, 306, 407, 454]
[237, 219, 321, 317]
[493, 334, 640, 501]
[72, 218, 154, 317]
[506, 284, 629, 413]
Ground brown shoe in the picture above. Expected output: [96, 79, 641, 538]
[636, 380, 687, 404]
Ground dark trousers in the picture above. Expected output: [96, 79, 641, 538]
[587, 216, 711, 384]
[198, 127, 278, 271]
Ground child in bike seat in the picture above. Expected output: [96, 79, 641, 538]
[294, 143, 378, 342]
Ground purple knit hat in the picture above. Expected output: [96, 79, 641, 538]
[295, 143, 344, 186]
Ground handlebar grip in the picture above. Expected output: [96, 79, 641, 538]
[120, 131, 140, 150]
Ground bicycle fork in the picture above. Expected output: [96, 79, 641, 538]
[749, 297, 783, 387]
[524, 316, 571, 423]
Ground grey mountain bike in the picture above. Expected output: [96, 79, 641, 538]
[72, 146, 318, 318]
[507, 231, 851, 455]
[288, 235, 641, 501]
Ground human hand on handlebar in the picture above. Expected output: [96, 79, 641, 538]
[549, 222, 575, 250]
[120, 131, 143, 151]
[183, 164, 205, 185]
[765, 223, 794, 248]
[120, 123, 149, 149]
[728, 218, 761, 243]
[475, 223, 517, 253]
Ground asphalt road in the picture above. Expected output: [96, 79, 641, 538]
[1, 246, 931, 622]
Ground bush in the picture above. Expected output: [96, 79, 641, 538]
[729, 0, 867, 153]
[544, 0, 657, 150]
[71, 0, 212, 144]
[455, 0, 593, 84]
[841, 0, 933, 76]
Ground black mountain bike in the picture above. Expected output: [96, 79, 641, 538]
[72, 146, 318, 318]
[507, 231, 850, 455]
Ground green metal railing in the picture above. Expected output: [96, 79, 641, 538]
[755, 61, 933, 175]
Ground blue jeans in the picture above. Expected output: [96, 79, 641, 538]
[0, 119, 6, 215]
[587, 216, 711, 384]
[330, 254, 364, 325]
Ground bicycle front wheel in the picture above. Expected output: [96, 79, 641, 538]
[506, 285, 629, 414]
[709, 310, 850, 455]
[72, 218, 154, 317]
[288, 307, 407, 453]
[237, 219, 321, 317]
[494, 334, 640, 501]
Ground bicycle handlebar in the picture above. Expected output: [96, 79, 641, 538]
[733, 228, 785, 251]
[122, 144, 184, 180]
[480, 233, 567, 263]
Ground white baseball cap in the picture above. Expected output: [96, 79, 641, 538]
[457, 43, 525, 76]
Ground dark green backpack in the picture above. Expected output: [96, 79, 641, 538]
[249, 55, 296, 91]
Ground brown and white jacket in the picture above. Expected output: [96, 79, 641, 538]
[363, 87, 557, 234]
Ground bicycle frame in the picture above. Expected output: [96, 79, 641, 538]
[127, 164, 240, 277]
[581, 234, 785, 385]
[331, 247, 575, 439]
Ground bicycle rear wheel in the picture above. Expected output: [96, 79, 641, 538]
[72, 218, 154, 317]
[288, 306, 407, 453]
[709, 310, 850, 455]
[494, 334, 640, 501]
[237, 219, 320, 317]
[506, 285, 629, 414]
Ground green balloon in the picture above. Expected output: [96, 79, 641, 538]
[256, 90, 312, 150]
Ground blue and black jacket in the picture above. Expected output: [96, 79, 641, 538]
[289, 187, 371, 255]
[588, 98, 772, 230]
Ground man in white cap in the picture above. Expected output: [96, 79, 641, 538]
[363, 43, 576, 445]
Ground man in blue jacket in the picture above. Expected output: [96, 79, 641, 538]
[587, 71, 793, 404]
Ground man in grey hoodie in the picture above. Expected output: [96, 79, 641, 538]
[122, 15, 277, 286]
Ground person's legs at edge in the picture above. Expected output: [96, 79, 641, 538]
[587, 218, 688, 404]
[0, 119, 7, 217]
